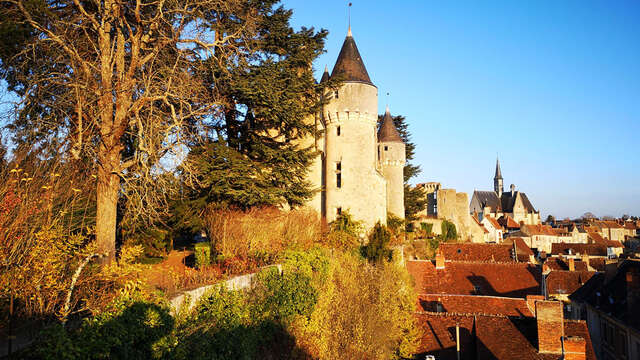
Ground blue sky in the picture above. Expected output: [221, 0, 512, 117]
[283, 0, 640, 219]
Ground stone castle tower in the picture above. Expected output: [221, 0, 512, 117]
[303, 27, 406, 230]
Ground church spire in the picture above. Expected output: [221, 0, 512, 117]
[494, 157, 504, 197]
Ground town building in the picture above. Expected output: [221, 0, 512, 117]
[303, 27, 405, 230]
[470, 158, 541, 226]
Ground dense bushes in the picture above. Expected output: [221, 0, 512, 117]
[193, 242, 210, 269]
[441, 219, 458, 241]
[203, 207, 322, 262]
[29, 247, 420, 359]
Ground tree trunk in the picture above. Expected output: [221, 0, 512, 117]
[96, 150, 120, 264]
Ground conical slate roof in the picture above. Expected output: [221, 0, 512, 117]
[320, 65, 330, 83]
[495, 158, 503, 179]
[378, 106, 404, 143]
[331, 29, 373, 85]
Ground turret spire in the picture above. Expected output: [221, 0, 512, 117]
[494, 157, 504, 197]
[378, 106, 403, 143]
[495, 157, 503, 179]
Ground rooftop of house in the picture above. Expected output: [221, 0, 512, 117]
[498, 215, 521, 229]
[520, 224, 561, 236]
[569, 260, 640, 333]
[550, 243, 608, 256]
[484, 216, 504, 230]
[472, 190, 537, 214]
[543, 257, 588, 272]
[438, 243, 515, 263]
[587, 232, 624, 248]
[418, 294, 533, 317]
[407, 259, 542, 298]
[414, 312, 595, 360]
[546, 270, 596, 297]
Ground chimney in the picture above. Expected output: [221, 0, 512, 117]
[510, 184, 516, 196]
[582, 254, 591, 271]
[435, 253, 445, 269]
[627, 268, 640, 317]
[563, 336, 586, 360]
[536, 300, 564, 354]
[526, 295, 545, 314]
[568, 258, 575, 272]
[604, 260, 618, 283]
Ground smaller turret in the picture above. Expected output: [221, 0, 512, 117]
[378, 106, 406, 219]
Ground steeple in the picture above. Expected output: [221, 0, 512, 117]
[378, 106, 403, 143]
[331, 29, 373, 85]
[494, 157, 504, 197]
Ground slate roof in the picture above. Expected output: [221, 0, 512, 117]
[546, 270, 596, 296]
[438, 243, 515, 262]
[414, 313, 595, 360]
[407, 260, 542, 298]
[377, 107, 403, 143]
[472, 190, 537, 213]
[495, 158, 503, 179]
[330, 31, 373, 85]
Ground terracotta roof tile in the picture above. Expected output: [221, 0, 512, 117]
[550, 243, 607, 256]
[418, 294, 533, 317]
[485, 216, 503, 230]
[439, 243, 515, 262]
[415, 313, 595, 360]
[546, 270, 596, 296]
[407, 260, 542, 298]
[543, 258, 588, 272]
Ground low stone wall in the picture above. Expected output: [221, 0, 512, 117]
[169, 264, 281, 315]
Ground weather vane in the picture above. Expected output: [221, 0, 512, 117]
[348, 3, 352, 32]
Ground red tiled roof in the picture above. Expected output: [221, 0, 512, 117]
[498, 215, 521, 229]
[407, 260, 542, 298]
[471, 215, 489, 233]
[546, 270, 596, 296]
[596, 220, 623, 229]
[418, 294, 533, 317]
[624, 222, 637, 230]
[521, 224, 558, 236]
[438, 243, 515, 262]
[415, 313, 595, 360]
[543, 257, 588, 272]
[485, 216, 503, 230]
[550, 243, 607, 256]
[588, 258, 606, 271]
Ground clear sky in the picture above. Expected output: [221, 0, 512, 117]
[283, 0, 640, 219]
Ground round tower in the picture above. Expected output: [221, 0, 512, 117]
[323, 28, 387, 229]
[378, 106, 406, 219]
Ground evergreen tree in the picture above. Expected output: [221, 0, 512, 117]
[377, 114, 426, 221]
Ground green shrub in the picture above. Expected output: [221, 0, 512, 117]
[420, 222, 433, 235]
[194, 242, 211, 268]
[441, 220, 457, 241]
[362, 221, 393, 263]
[329, 211, 363, 236]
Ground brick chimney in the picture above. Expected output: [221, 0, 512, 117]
[568, 258, 575, 272]
[536, 300, 564, 354]
[627, 268, 640, 317]
[582, 254, 591, 271]
[563, 336, 586, 360]
[435, 253, 445, 269]
[526, 295, 545, 314]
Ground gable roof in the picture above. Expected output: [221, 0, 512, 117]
[473, 191, 501, 211]
[439, 243, 515, 262]
[550, 243, 608, 256]
[418, 294, 533, 317]
[407, 260, 542, 298]
[543, 257, 588, 272]
[415, 313, 596, 360]
[484, 216, 503, 231]
[546, 270, 596, 296]
[377, 107, 403, 143]
[501, 191, 536, 213]
[331, 31, 373, 85]
[499, 215, 521, 229]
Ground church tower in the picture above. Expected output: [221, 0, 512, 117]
[378, 106, 406, 219]
[323, 27, 387, 229]
[494, 157, 504, 197]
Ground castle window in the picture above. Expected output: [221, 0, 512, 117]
[336, 161, 342, 188]
[337, 207, 342, 215]
[337, 126, 341, 136]
[334, 90, 339, 99]
[384, 146, 388, 151]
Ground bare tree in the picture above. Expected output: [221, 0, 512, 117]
[0, 0, 257, 263]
